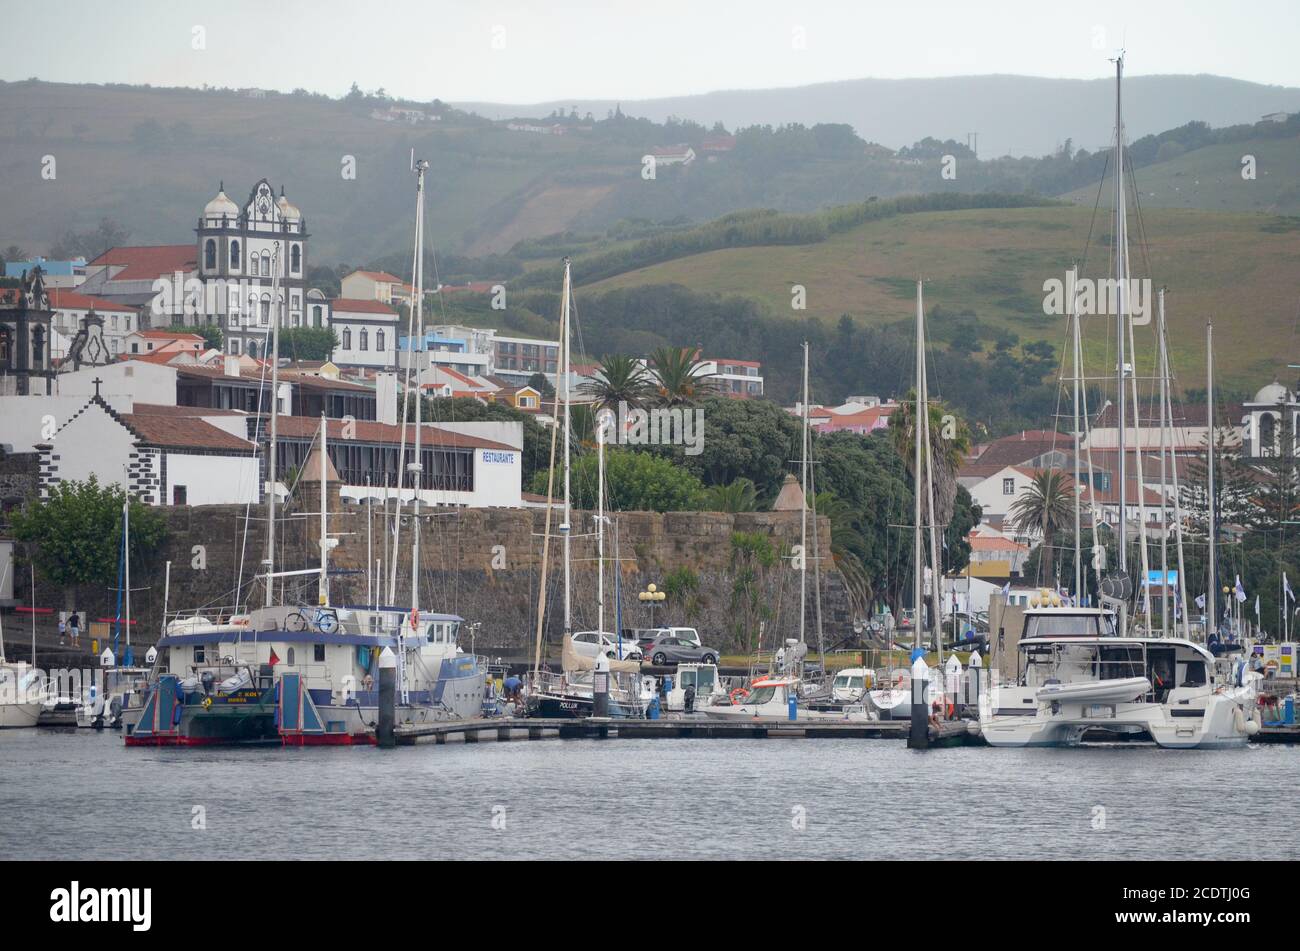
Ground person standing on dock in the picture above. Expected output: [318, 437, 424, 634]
[58, 616, 66, 646]
[69, 613, 81, 649]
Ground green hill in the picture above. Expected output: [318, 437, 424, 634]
[578, 203, 1300, 392]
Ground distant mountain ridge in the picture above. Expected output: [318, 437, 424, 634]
[455, 73, 1300, 157]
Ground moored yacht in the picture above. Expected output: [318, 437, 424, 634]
[978, 607, 1261, 749]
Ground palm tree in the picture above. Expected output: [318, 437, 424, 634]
[704, 478, 758, 512]
[813, 490, 873, 615]
[649, 346, 717, 406]
[888, 392, 972, 531]
[1008, 469, 1073, 585]
[580, 354, 653, 411]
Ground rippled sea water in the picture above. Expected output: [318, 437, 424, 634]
[2, 728, 1296, 860]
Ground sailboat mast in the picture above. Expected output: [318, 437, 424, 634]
[1206, 322, 1217, 635]
[597, 411, 606, 634]
[1159, 296, 1192, 637]
[913, 282, 925, 654]
[1158, 291, 1169, 636]
[264, 241, 282, 608]
[800, 341, 809, 646]
[409, 159, 428, 629]
[124, 499, 130, 649]
[1113, 54, 1129, 582]
[318, 415, 329, 606]
[919, 301, 944, 667]
[1070, 267, 1084, 601]
[560, 258, 573, 636]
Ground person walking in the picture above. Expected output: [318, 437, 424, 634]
[68, 612, 81, 649]
[58, 615, 67, 646]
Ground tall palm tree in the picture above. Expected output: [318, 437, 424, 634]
[649, 346, 717, 406]
[580, 354, 654, 411]
[888, 392, 972, 531]
[1008, 469, 1073, 585]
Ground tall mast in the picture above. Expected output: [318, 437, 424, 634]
[597, 410, 606, 634]
[1159, 290, 1192, 636]
[799, 341, 809, 647]
[1070, 266, 1083, 601]
[913, 282, 925, 654]
[1157, 291, 1169, 636]
[1113, 54, 1129, 587]
[263, 241, 282, 608]
[1206, 322, 1217, 635]
[560, 258, 573, 636]
[124, 499, 131, 653]
[919, 291, 945, 667]
[318, 415, 329, 606]
[409, 159, 428, 630]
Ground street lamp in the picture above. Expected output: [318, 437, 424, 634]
[638, 583, 666, 627]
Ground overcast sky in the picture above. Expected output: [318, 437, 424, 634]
[7, 0, 1299, 103]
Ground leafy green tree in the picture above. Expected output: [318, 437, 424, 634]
[278, 327, 337, 362]
[580, 354, 654, 410]
[670, 396, 802, 500]
[166, 323, 222, 351]
[8, 477, 168, 603]
[530, 449, 705, 512]
[728, 531, 780, 651]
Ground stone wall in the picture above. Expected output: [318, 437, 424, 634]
[22, 486, 851, 654]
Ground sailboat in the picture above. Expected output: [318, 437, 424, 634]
[0, 564, 43, 729]
[124, 163, 488, 746]
[526, 259, 649, 719]
[869, 282, 944, 721]
[977, 56, 1262, 748]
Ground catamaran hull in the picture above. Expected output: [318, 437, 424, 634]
[981, 696, 1253, 749]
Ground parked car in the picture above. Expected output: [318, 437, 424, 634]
[643, 634, 717, 666]
[569, 631, 643, 661]
[648, 626, 702, 647]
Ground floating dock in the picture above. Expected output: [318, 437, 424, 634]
[394, 716, 981, 746]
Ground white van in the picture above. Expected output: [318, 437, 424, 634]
[651, 627, 701, 648]
[570, 631, 643, 661]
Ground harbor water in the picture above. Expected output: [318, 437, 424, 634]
[2, 729, 1297, 860]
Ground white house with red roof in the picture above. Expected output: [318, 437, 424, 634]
[330, 298, 399, 369]
[341, 269, 415, 308]
[788, 399, 898, 434]
[648, 144, 696, 167]
[701, 358, 764, 398]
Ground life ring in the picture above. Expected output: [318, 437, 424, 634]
[729, 688, 749, 705]
[409, 609, 419, 631]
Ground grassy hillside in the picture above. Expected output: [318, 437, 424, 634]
[580, 204, 1300, 391]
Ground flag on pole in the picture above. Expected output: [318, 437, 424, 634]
[1254, 595, 1261, 619]
[1001, 581, 1011, 598]
[1234, 576, 1247, 603]
[1195, 593, 1206, 611]
[1285, 573, 1295, 603]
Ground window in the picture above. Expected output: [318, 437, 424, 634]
[230, 240, 241, 269]
[342, 328, 352, 349]
[314, 643, 325, 663]
[204, 238, 216, 270]
[172, 485, 187, 505]
[261, 251, 271, 276]
[312, 306, 322, 328]
[287, 647, 295, 666]
[230, 339, 242, 355]
[359, 329, 368, 351]
[1003, 478, 1015, 495]
[375, 330, 384, 351]
[291, 245, 301, 273]
[260, 295, 270, 325]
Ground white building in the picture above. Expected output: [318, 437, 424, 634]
[331, 299, 399, 369]
[47, 289, 141, 360]
[341, 270, 414, 308]
[36, 395, 260, 506]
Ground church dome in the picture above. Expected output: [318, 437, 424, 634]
[204, 186, 239, 219]
[1253, 380, 1291, 404]
[277, 193, 302, 221]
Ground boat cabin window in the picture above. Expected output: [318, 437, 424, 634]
[425, 623, 444, 644]
[1180, 659, 1207, 687]
[286, 647, 296, 666]
[314, 643, 326, 663]
[1024, 614, 1111, 639]
[744, 686, 778, 705]
[193, 645, 206, 663]
[835, 674, 866, 689]
[696, 667, 716, 691]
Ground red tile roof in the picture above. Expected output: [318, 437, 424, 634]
[330, 297, 398, 315]
[119, 414, 255, 452]
[47, 288, 137, 313]
[348, 270, 404, 283]
[90, 245, 197, 282]
[131, 403, 247, 417]
[173, 364, 373, 392]
[273, 415, 516, 452]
